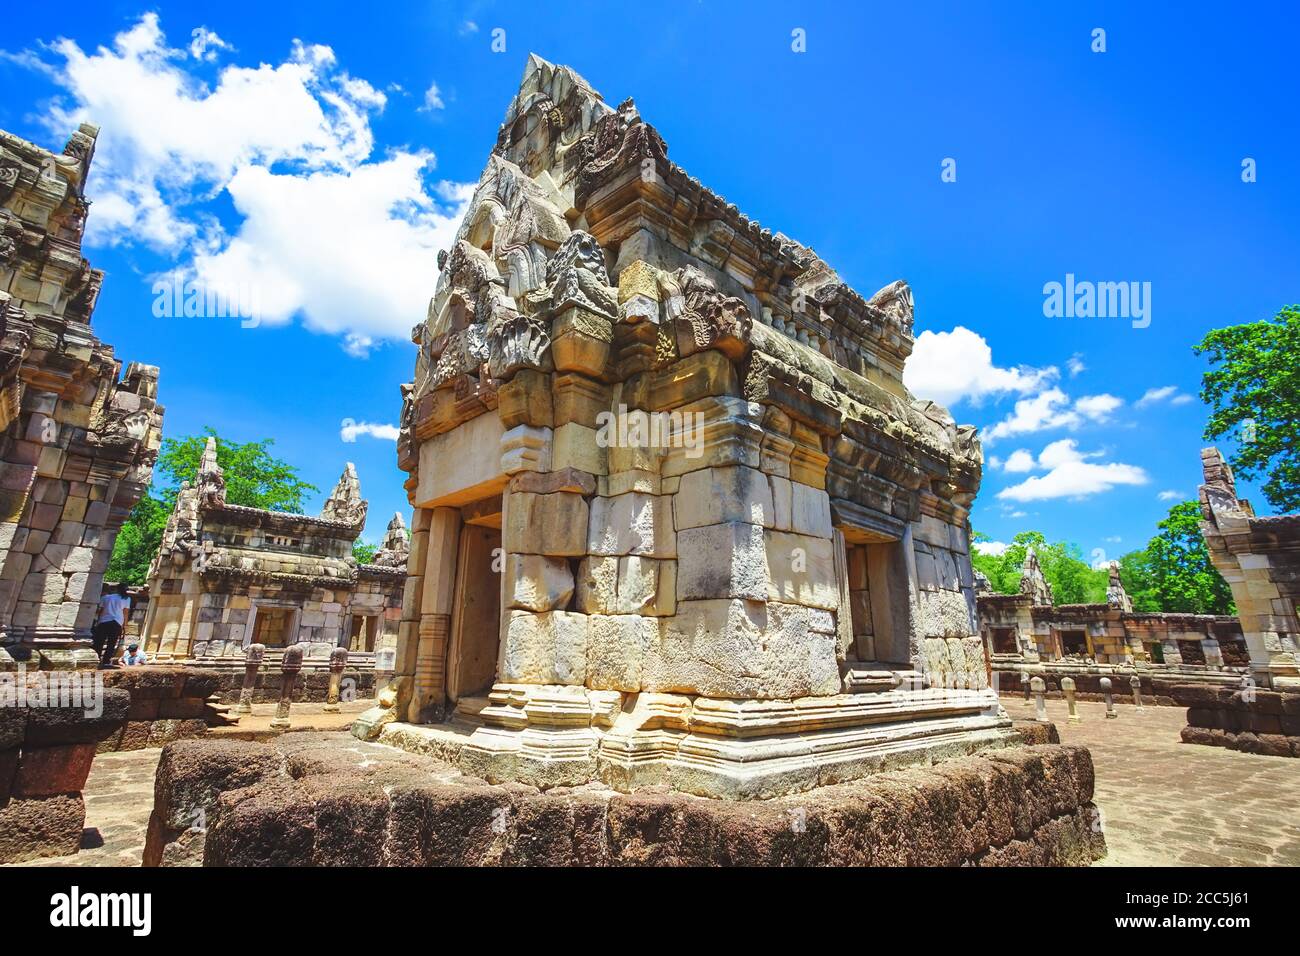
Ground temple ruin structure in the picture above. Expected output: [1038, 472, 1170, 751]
[1198, 447, 1300, 688]
[0, 124, 164, 668]
[139, 439, 405, 666]
[357, 56, 1010, 798]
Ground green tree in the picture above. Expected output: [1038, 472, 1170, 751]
[970, 530, 1107, 603]
[1116, 549, 1161, 612]
[353, 541, 378, 565]
[156, 428, 317, 512]
[104, 494, 169, 586]
[106, 428, 319, 585]
[1124, 500, 1234, 614]
[1195, 305, 1300, 512]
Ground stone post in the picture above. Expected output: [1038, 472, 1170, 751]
[1061, 676, 1080, 723]
[324, 646, 349, 713]
[1030, 676, 1047, 722]
[1100, 676, 1117, 718]
[412, 507, 461, 723]
[270, 645, 303, 730]
[1130, 674, 1144, 711]
[236, 643, 265, 715]
[1022, 670, 1033, 706]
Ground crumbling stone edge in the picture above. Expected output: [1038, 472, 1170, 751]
[144, 732, 1105, 866]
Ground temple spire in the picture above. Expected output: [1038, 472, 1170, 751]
[320, 462, 368, 528]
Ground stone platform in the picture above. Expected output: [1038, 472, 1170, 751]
[1170, 683, 1300, 757]
[142, 731, 1104, 866]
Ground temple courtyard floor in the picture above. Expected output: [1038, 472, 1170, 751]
[998, 694, 1300, 866]
[9, 695, 1299, 867]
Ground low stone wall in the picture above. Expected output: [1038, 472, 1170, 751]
[172, 660, 376, 705]
[95, 667, 225, 752]
[993, 666, 1241, 707]
[0, 683, 129, 863]
[144, 732, 1105, 867]
[1171, 683, 1300, 758]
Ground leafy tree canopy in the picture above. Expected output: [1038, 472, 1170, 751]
[1195, 305, 1300, 513]
[971, 530, 1108, 604]
[1119, 501, 1234, 614]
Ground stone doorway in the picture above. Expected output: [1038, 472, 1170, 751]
[991, 627, 1018, 655]
[249, 604, 299, 647]
[446, 512, 503, 704]
[1147, 641, 1165, 664]
[348, 613, 380, 652]
[841, 533, 909, 666]
[1059, 630, 1089, 657]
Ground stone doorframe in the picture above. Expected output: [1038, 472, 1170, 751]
[244, 601, 302, 649]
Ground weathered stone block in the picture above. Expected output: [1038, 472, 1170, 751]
[505, 553, 575, 612]
[676, 522, 767, 602]
[499, 610, 589, 685]
[587, 492, 675, 558]
[14, 742, 97, 796]
[504, 491, 588, 557]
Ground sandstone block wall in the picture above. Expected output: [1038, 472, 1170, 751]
[0, 125, 163, 660]
[94, 666, 223, 752]
[1172, 683, 1300, 757]
[0, 680, 128, 862]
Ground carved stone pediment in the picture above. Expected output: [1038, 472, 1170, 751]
[661, 265, 752, 360]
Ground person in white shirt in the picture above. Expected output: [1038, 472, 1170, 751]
[92, 583, 132, 669]
[121, 642, 148, 666]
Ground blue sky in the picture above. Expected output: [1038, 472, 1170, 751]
[1, 1, 1295, 560]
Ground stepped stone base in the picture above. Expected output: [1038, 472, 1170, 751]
[363, 683, 1015, 799]
[143, 731, 1105, 867]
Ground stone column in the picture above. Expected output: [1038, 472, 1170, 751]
[324, 646, 349, 713]
[1030, 676, 1046, 722]
[270, 645, 303, 730]
[1022, 670, 1033, 705]
[1061, 676, 1080, 723]
[1130, 674, 1144, 711]
[1100, 676, 1117, 718]
[1202, 637, 1224, 670]
[412, 506, 460, 723]
[236, 643, 265, 715]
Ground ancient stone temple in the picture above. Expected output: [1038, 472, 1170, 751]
[139, 439, 404, 661]
[1198, 447, 1300, 688]
[0, 124, 164, 667]
[978, 548, 1249, 705]
[360, 56, 1007, 798]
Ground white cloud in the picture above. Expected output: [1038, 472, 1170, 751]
[421, 81, 445, 111]
[1157, 489, 1186, 501]
[1074, 393, 1123, 421]
[986, 455, 1003, 469]
[340, 420, 400, 442]
[191, 157, 469, 346]
[981, 388, 1078, 443]
[974, 540, 1009, 557]
[997, 439, 1148, 502]
[1003, 449, 1037, 472]
[1136, 385, 1193, 408]
[982, 388, 1127, 445]
[459, 21, 480, 36]
[905, 326, 1056, 408]
[1104, 535, 1122, 543]
[1067, 354, 1086, 377]
[16, 13, 472, 353]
